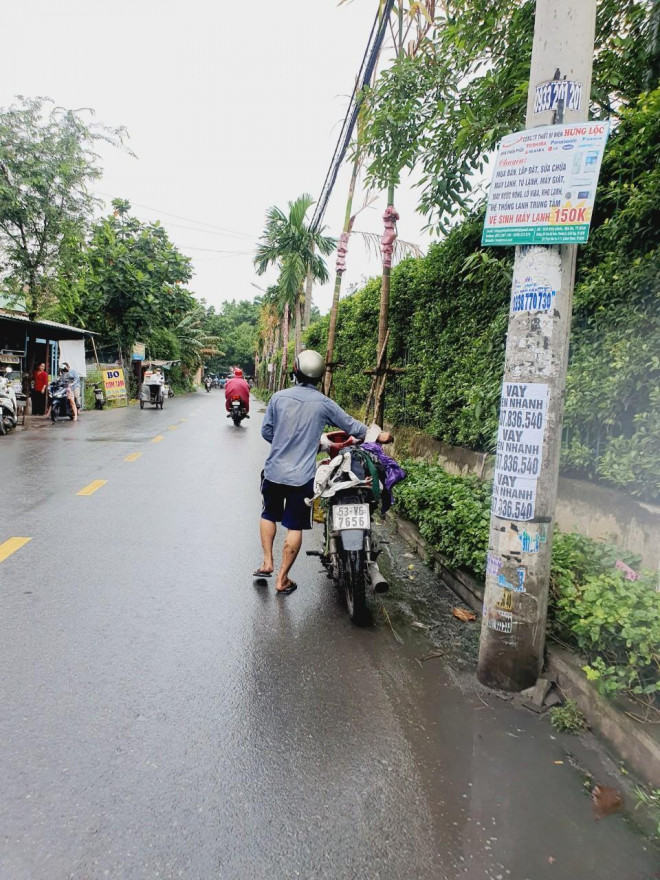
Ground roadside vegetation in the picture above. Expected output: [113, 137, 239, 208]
[393, 458, 660, 713]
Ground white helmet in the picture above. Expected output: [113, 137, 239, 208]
[293, 350, 325, 384]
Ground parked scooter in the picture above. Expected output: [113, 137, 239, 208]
[49, 377, 77, 421]
[307, 427, 399, 624]
[0, 368, 19, 435]
[227, 396, 249, 426]
[92, 383, 106, 410]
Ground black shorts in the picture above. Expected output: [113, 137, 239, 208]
[260, 473, 314, 531]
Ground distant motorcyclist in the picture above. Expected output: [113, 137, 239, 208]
[224, 368, 250, 415]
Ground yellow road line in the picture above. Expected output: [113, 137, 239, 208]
[167, 425, 178, 431]
[151, 435, 164, 443]
[77, 480, 108, 496]
[124, 452, 143, 462]
[0, 537, 32, 563]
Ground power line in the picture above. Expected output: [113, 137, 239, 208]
[130, 214, 256, 240]
[309, 0, 395, 233]
[94, 191, 256, 239]
[179, 245, 253, 254]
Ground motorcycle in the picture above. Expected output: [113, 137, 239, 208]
[49, 377, 78, 421]
[307, 427, 397, 624]
[93, 383, 106, 410]
[204, 377, 212, 392]
[0, 370, 20, 435]
[227, 395, 249, 426]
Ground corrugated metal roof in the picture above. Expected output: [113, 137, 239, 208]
[0, 309, 96, 337]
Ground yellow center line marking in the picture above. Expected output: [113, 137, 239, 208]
[151, 435, 164, 443]
[77, 480, 108, 496]
[0, 537, 32, 563]
[124, 452, 143, 462]
[167, 425, 178, 431]
[179, 418, 187, 422]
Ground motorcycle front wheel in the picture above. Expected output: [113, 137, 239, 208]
[340, 548, 368, 625]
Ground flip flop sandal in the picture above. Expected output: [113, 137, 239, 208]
[253, 569, 273, 578]
[276, 581, 298, 595]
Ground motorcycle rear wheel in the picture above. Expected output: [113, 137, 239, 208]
[0, 416, 5, 435]
[340, 548, 368, 625]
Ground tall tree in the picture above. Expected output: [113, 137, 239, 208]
[0, 96, 129, 317]
[254, 194, 335, 385]
[77, 199, 194, 358]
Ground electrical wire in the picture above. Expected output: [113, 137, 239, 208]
[94, 190, 256, 239]
[309, 0, 395, 233]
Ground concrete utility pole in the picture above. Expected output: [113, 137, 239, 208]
[477, 0, 598, 691]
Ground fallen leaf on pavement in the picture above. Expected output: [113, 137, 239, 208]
[452, 607, 477, 622]
[592, 784, 623, 819]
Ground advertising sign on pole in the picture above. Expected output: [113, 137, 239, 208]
[482, 120, 609, 246]
[491, 382, 549, 522]
[102, 368, 128, 403]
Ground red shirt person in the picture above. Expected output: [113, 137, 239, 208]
[224, 369, 250, 412]
[32, 362, 49, 415]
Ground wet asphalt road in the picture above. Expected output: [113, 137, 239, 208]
[0, 393, 657, 880]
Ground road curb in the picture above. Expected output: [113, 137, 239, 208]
[392, 514, 660, 790]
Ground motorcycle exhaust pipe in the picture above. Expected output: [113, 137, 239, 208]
[367, 560, 389, 594]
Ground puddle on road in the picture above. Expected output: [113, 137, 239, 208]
[61, 437, 144, 443]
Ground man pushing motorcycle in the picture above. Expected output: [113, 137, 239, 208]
[255, 350, 391, 595]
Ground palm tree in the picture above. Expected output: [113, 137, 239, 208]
[254, 194, 335, 386]
[174, 305, 223, 372]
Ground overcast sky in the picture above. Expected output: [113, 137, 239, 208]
[2, 0, 435, 315]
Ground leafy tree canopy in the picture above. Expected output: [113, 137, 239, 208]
[0, 96, 130, 317]
[76, 199, 194, 354]
[204, 298, 261, 375]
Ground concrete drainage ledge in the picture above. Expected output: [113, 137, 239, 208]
[392, 515, 660, 790]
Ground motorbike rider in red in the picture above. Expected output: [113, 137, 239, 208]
[224, 368, 250, 415]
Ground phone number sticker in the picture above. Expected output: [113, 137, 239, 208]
[511, 277, 557, 314]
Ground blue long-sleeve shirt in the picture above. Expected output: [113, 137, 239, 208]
[261, 384, 367, 486]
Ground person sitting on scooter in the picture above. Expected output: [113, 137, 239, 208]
[60, 362, 80, 421]
[224, 368, 250, 415]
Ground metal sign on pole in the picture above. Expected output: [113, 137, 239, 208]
[477, 0, 598, 691]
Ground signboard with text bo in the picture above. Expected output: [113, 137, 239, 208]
[102, 368, 127, 401]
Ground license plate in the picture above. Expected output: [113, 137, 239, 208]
[332, 503, 370, 531]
